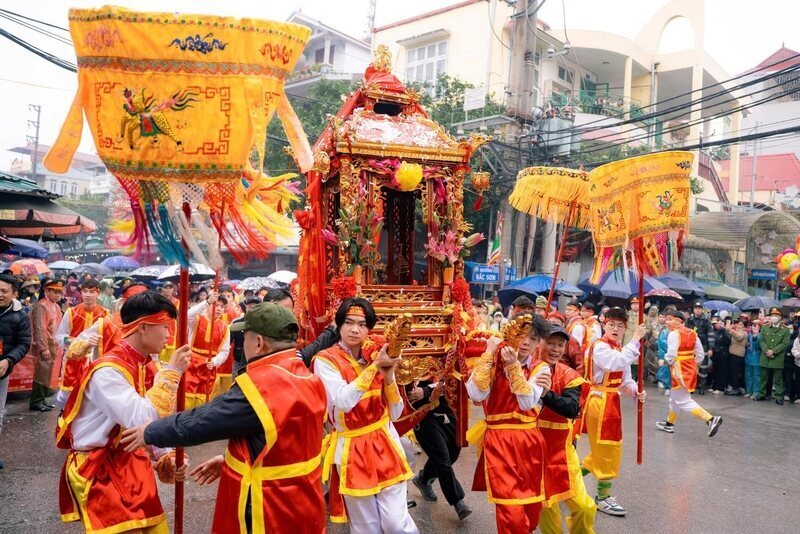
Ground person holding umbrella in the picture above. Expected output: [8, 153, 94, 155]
[756, 307, 791, 404]
[29, 279, 65, 411]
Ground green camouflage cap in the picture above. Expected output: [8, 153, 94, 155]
[230, 302, 298, 341]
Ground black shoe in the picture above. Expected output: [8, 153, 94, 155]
[776, 399, 784, 405]
[707, 416, 723, 437]
[407, 500, 417, 509]
[0, 458, 5, 469]
[43, 401, 56, 409]
[29, 404, 53, 412]
[754, 396, 766, 401]
[412, 472, 437, 501]
[455, 500, 473, 520]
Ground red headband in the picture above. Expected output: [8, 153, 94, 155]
[122, 285, 148, 299]
[346, 306, 366, 318]
[121, 311, 175, 338]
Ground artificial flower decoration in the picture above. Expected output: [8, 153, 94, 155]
[395, 161, 424, 192]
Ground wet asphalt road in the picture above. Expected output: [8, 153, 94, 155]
[0, 387, 798, 533]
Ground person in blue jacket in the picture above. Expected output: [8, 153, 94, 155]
[655, 310, 671, 394]
[744, 320, 761, 399]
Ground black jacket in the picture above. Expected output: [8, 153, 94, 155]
[687, 315, 712, 351]
[298, 326, 339, 367]
[0, 300, 32, 379]
[712, 327, 730, 355]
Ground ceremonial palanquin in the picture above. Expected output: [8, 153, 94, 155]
[295, 46, 489, 442]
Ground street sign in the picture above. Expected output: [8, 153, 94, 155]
[751, 269, 777, 280]
[472, 265, 499, 283]
[463, 86, 487, 112]
[471, 264, 517, 284]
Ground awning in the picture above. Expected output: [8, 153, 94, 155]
[689, 211, 800, 249]
[0, 196, 96, 238]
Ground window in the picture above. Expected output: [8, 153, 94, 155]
[314, 45, 335, 65]
[70, 183, 77, 196]
[404, 40, 448, 87]
[558, 66, 574, 85]
[60, 181, 67, 195]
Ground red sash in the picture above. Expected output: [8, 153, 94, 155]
[671, 326, 699, 392]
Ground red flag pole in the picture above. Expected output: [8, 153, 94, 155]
[636, 263, 645, 465]
[174, 202, 191, 534]
[546, 199, 577, 308]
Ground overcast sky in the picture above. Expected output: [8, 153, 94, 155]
[1, 0, 798, 169]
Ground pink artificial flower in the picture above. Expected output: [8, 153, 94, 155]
[322, 228, 339, 246]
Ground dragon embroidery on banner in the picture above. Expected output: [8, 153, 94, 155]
[119, 88, 199, 150]
[169, 33, 227, 54]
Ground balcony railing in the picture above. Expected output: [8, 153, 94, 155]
[546, 90, 650, 121]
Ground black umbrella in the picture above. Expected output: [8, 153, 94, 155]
[71, 262, 114, 277]
[733, 295, 780, 312]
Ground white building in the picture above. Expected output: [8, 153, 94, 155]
[285, 12, 372, 97]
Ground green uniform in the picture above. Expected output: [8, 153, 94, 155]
[758, 324, 790, 398]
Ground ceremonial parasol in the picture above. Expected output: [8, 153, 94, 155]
[588, 151, 694, 465]
[9, 259, 50, 277]
[509, 166, 590, 305]
[43, 7, 314, 531]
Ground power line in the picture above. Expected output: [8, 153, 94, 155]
[0, 27, 76, 72]
[558, 83, 800, 160]
[0, 8, 69, 32]
[541, 51, 800, 137]
[0, 11, 72, 46]
[541, 61, 800, 147]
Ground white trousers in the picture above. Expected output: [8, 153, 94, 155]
[668, 387, 702, 415]
[343, 481, 419, 534]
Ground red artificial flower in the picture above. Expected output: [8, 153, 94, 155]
[451, 276, 471, 307]
[332, 275, 357, 300]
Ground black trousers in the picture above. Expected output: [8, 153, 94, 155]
[784, 358, 800, 400]
[416, 412, 465, 506]
[712, 352, 729, 391]
[728, 356, 744, 391]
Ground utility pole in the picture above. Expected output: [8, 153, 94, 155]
[749, 122, 758, 208]
[502, 0, 539, 279]
[27, 104, 42, 185]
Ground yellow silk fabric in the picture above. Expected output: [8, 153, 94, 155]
[588, 151, 694, 248]
[45, 6, 313, 179]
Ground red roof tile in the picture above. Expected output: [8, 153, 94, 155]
[742, 46, 800, 75]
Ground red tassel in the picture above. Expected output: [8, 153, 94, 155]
[472, 195, 483, 211]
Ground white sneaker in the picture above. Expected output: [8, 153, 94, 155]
[595, 495, 626, 516]
[655, 420, 675, 433]
[664, 389, 671, 397]
[794, 399, 800, 404]
[744, 394, 751, 399]
[711, 389, 722, 395]
[657, 383, 665, 389]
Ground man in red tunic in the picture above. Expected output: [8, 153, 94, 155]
[537, 325, 596, 534]
[582, 307, 646, 517]
[313, 298, 418, 534]
[122, 302, 328, 533]
[185, 291, 230, 408]
[655, 309, 723, 436]
[57, 291, 191, 533]
[55, 279, 110, 407]
[466, 314, 552, 534]
[29, 278, 64, 411]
